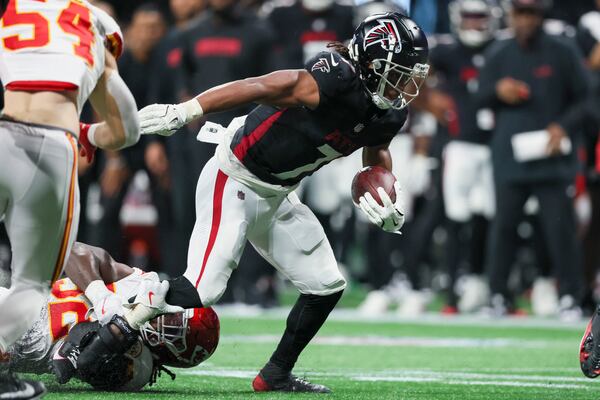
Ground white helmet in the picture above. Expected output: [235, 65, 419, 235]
[449, 0, 502, 47]
[301, 0, 335, 12]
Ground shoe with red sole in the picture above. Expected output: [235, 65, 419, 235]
[252, 372, 331, 393]
[580, 306, 600, 378]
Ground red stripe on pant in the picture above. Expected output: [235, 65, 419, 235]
[195, 170, 229, 288]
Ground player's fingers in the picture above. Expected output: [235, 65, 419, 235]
[377, 187, 394, 208]
[141, 271, 160, 282]
[158, 280, 170, 297]
[163, 304, 185, 314]
[364, 192, 382, 212]
[359, 197, 381, 224]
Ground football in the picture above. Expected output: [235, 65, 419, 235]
[351, 166, 397, 206]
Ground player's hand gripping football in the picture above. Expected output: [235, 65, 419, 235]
[125, 279, 183, 330]
[138, 99, 204, 136]
[358, 181, 405, 233]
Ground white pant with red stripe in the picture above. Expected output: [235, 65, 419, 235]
[183, 156, 346, 306]
[443, 141, 495, 222]
[0, 120, 79, 351]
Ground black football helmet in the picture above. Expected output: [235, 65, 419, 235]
[349, 12, 430, 110]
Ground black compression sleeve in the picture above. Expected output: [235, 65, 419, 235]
[165, 276, 203, 308]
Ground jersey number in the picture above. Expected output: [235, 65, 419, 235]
[48, 279, 115, 340]
[2, 0, 95, 66]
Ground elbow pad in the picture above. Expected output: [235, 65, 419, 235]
[106, 71, 140, 148]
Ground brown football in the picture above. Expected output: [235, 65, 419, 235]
[351, 166, 397, 206]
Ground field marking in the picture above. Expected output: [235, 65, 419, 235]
[181, 367, 594, 391]
[354, 376, 588, 390]
[220, 334, 572, 349]
[213, 305, 587, 330]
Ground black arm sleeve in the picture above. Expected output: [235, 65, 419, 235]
[165, 276, 203, 308]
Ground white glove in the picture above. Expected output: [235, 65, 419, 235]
[84, 280, 126, 325]
[358, 181, 405, 233]
[138, 99, 203, 136]
[124, 280, 183, 330]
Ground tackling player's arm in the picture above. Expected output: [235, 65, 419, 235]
[138, 70, 321, 136]
[82, 49, 140, 152]
[64, 242, 133, 291]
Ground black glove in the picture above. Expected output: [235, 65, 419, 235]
[76, 315, 139, 380]
[52, 321, 100, 384]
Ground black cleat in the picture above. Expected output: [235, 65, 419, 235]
[581, 306, 600, 378]
[253, 372, 331, 393]
[0, 372, 46, 399]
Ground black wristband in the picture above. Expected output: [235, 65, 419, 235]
[165, 276, 203, 308]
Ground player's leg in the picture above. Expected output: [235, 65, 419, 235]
[442, 142, 476, 311]
[249, 192, 345, 393]
[181, 157, 250, 307]
[487, 180, 528, 312]
[0, 126, 77, 398]
[533, 181, 583, 318]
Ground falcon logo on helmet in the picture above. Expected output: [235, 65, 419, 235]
[364, 19, 403, 53]
[311, 57, 331, 73]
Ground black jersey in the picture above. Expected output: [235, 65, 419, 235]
[229, 51, 408, 187]
[429, 35, 492, 145]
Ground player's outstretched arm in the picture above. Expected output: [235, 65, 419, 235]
[65, 242, 133, 291]
[84, 49, 140, 152]
[138, 69, 320, 136]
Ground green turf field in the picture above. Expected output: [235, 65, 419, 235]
[38, 309, 594, 400]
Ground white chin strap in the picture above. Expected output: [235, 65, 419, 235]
[301, 0, 334, 12]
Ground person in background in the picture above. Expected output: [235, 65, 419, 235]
[176, 0, 274, 302]
[89, 4, 167, 266]
[426, 0, 501, 313]
[478, 0, 588, 318]
[576, 0, 600, 312]
[267, 0, 354, 70]
[145, 0, 205, 276]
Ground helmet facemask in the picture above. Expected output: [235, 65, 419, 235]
[140, 310, 190, 358]
[370, 57, 429, 110]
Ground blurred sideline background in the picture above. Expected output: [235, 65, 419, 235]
[2, 0, 600, 322]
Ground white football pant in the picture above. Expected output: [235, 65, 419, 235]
[183, 156, 346, 306]
[0, 120, 79, 351]
[443, 141, 495, 222]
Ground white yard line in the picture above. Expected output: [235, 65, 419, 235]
[220, 334, 572, 349]
[181, 367, 594, 390]
[213, 305, 587, 330]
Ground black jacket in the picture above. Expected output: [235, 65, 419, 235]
[478, 30, 590, 184]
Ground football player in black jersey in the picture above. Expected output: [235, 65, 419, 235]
[137, 12, 429, 393]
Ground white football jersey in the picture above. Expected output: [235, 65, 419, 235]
[8, 269, 147, 374]
[0, 0, 106, 113]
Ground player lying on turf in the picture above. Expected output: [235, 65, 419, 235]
[118, 12, 429, 393]
[0, 242, 219, 391]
